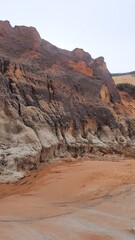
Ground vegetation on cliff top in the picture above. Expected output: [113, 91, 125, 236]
[117, 83, 135, 99]
[112, 71, 135, 77]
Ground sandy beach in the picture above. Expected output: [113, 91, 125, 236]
[0, 155, 135, 240]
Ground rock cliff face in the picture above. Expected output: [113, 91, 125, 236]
[0, 20, 135, 182]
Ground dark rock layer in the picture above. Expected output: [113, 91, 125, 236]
[0, 20, 134, 182]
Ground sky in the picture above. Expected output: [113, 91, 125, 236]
[0, 0, 135, 73]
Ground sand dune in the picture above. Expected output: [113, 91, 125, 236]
[113, 73, 135, 85]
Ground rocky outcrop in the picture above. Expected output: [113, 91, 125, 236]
[0, 20, 135, 182]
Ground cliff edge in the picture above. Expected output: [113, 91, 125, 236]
[0, 20, 135, 182]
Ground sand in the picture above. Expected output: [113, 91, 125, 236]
[113, 74, 135, 86]
[0, 155, 135, 239]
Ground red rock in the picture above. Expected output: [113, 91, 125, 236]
[0, 20, 134, 182]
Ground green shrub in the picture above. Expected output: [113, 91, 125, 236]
[117, 83, 135, 99]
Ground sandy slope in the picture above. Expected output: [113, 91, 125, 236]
[113, 74, 135, 85]
[0, 155, 135, 239]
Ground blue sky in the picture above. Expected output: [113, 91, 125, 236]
[0, 0, 135, 73]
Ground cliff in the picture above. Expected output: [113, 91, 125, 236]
[0, 20, 135, 182]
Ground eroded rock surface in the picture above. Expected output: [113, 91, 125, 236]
[0, 20, 135, 181]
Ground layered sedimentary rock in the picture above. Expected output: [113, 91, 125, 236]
[0, 20, 135, 181]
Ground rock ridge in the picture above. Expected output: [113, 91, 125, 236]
[0, 20, 135, 182]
